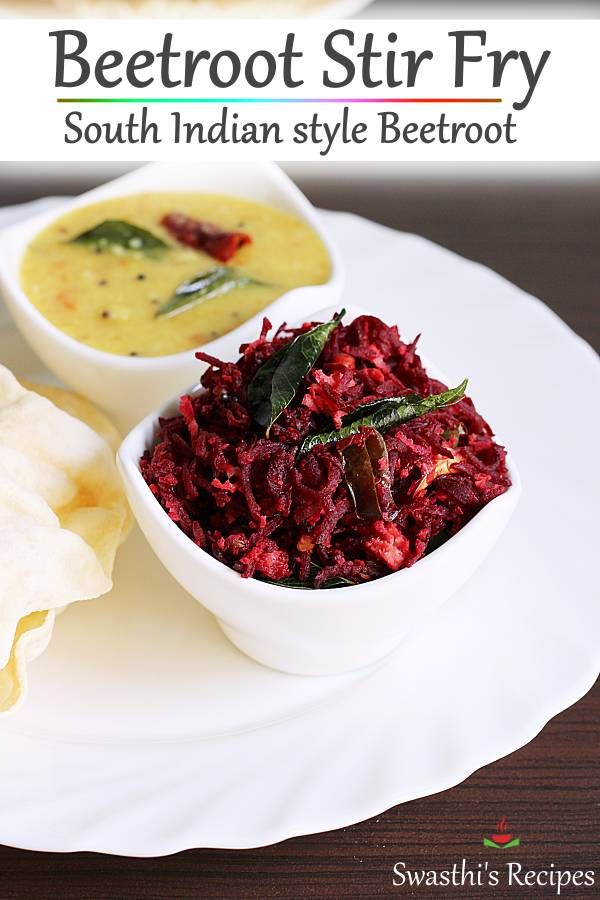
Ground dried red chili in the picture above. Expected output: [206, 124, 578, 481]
[161, 211, 252, 263]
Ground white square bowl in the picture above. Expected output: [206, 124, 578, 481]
[117, 304, 521, 676]
[0, 161, 344, 433]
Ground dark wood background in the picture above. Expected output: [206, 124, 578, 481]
[0, 165, 598, 898]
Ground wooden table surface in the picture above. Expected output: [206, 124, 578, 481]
[0, 167, 598, 899]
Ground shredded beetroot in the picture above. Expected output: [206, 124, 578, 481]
[140, 315, 511, 588]
[161, 212, 252, 263]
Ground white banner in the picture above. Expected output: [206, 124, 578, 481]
[0, 19, 597, 161]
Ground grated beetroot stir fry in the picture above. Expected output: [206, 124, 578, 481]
[140, 315, 511, 588]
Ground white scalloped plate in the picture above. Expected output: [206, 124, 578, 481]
[0, 199, 598, 856]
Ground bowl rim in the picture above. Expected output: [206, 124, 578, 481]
[0, 161, 344, 372]
[117, 317, 522, 606]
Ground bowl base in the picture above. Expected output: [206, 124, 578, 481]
[217, 618, 395, 678]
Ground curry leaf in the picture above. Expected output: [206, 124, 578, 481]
[265, 576, 355, 590]
[299, 379, 468, 456]
[71, 220, 168, 255]
[245, 345, 288, 429]
[155, 267, 264, 319]
[322, 576, 356, 588]
[248, 309, 345, 433]
[342, 393, 420, 427]
[263, 564, 355, 590]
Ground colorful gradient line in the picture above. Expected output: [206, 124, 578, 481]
[57, 97, 502, 104]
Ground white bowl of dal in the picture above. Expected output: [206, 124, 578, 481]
[0, 162, 344, 432]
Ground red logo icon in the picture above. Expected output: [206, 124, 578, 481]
[483, 817, 521, 849]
